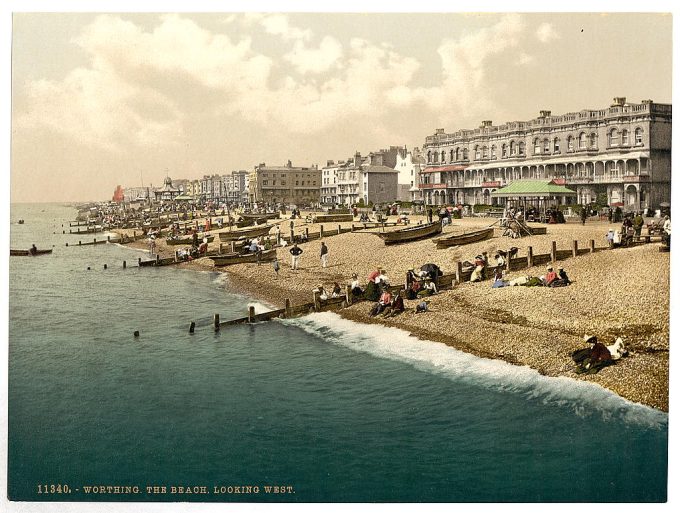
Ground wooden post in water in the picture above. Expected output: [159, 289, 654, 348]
[590, 239, 596, 253]
[138, 257, 142, 266]
[313, 290, 321, 311]
[123, 260, 127, 269]
[156, 254, 160, 263]
[214, 314, 220, 331]
[551, 241, 557, 263]
[572, 240, 578, 258]
[285, 298, 292, 318]
[527, 246, 534, 268]
[94, 238, 97, 244]
[455, 261, 462, 284]
[248, 306, 256, 323]
[189, 322, 195, 334]
[79, 240, 82, 246]
[107, 235, 111, 242]
[133, 230, 137, 239]
[319, 225, 324, 238]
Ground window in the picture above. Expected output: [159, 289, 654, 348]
[543, 139, 550, 153]
[609, 128, 619, 147]
[450, 149, 454, 162]
[427, 151, 432, 163]
[622, 129, 629, 145]
[502, 144, 507, 157]
[518, 142, 525, 155]
[635, 128, 643, 145]
[281, 181, 286, 186]
[567, 136, 574, 151]
[553, 138, 560, 153]
[463, 148, 469, 160]
[263, 180, 268, 185]
[579, 133, 586, 150]
[482, 146, 488, 158]
[475, 145, 480, 160]
[590, 133, 597, 148]
[441, 151, 446, 163]
[272, 180, 276, 186]
[510, 141, 516, 155]
[491, 145, 496, 158]
[534, 138, 541, 154]
[301, 181, 305, 186]
[455, 148, 460, 161]
[296, 181, 299, 186]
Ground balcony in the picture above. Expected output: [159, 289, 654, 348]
[418, 183, 447, 189]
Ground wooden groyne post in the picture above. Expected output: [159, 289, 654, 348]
[214, 314, 220, 331]
[551, 241, 557, 263]
[319, 225, 324, 239]
[248, 306, 256, 323]
[527, 246, 533, 268]
[455, 261, 463, 284]
[572, 240, 578, 258]
[285, 298, 292, 317]
[313, 290, 321, 311]
[590, 239, 596, 253]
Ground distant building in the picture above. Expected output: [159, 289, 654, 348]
[335, 151, 399, 206]
[249, 160, 321, 206]
[321, 160, 340, 205]
[124, 186, 150, 202]
[112, 185, 124, 203]
[394, 147, 425, 202]
[154, 176, 180, 202]
[420, 97, 672, 210]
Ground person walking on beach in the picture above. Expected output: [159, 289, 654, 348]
[290, 243, 303, 270]
[273, 258, 280, 278]
[427, 207, 433, 224]
[320, 241, 329, 268]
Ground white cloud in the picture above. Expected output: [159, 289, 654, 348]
[259, 13, 311, 41]
[284, 36, 343, 74]
[536, 22, 560, 43]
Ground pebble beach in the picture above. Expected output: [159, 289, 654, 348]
[121, 213, 670, 411]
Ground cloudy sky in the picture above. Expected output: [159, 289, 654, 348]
[10, 11, 672, 202]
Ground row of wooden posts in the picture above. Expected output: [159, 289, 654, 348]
[185, 237, 619, 333]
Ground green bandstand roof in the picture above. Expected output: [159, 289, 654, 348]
[491, 180, 576, 198]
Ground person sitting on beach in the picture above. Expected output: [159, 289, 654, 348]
[418, 279, 437, 296]
[407, 279, 421, 300]
[370, 287, 392, 316]
[572, 335, 613, 374]
[541, 265, 558, 286]
[389, 291, 405, 316]
[248, 239, 259, 253]
[415, 299, 429, 313]
[494, 253, 506, 269]
[350, 274, 363, 297]
[367, 268, 381, 283]
[363, 279, 381, 302]
[549, 266, 571, 287]
[316, 285, 329, 301]
[331, 282, 342, 298]
[492, 268, 508, 288]
[375, 270, 390, 286]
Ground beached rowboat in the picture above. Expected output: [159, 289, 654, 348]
[313, 213, 353, 223]
[376, 221, 442, 245]
[10, 248, 53, 256]
[434, 227, 494, 249]
[210, 249, 277, 266]
[165, 235, 215, 245]
[240, 212, 280, 221]
[218, 224, 272, 241]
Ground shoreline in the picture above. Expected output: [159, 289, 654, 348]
[116, 215, 669, 412]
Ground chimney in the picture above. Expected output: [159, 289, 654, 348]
[326, 160, 335, 166]
[539, 110, 551, 118]
[371, 154, 384, 166]
[286, 159, 292, 167]
[354, 151, 361, 165]
[612, 97, 626, 107]
[480, 120, 492, 128]
[435, 128, 445, 134]
[641, 99, 653, 104]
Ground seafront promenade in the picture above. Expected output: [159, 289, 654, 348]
[116, 213, 669, 411]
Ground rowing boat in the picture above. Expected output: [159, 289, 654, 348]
[218, 224, 272, 241]
[210, 248, 277, 266]
[434, 227, 494, 249]
[376, 221, 442, 245]
[313, 213, 354, 223]
[165, 235, 215, 245]
[10, 248, 53, 256]
[240, 212, 280, 221]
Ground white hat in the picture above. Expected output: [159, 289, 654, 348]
[583, 334, 597, 343]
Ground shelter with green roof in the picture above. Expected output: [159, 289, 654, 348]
[491, 180, 576, 221]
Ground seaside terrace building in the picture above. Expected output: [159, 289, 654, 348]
[419, 97, 671, 211]
[248, 160, 321, 207]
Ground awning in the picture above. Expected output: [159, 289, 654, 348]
[491, 180, 577, 198]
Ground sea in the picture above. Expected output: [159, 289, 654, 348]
[7, 203, 668, 503]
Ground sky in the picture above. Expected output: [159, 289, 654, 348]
[9, 11, 673, 203]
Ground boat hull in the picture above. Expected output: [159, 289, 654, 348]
[10, 249, 53, 256]
[210, 249, 277, 266]
[314, 214, 354, 223]
[435, 227, 495, 249]
[218, 224, 272, 241]
[166, 235, 214, 245]
[377, 222, 442, 245]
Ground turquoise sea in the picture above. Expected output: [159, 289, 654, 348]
[8, 203, 668, 502]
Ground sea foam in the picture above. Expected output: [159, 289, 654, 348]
[285, 312, 667, 429]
